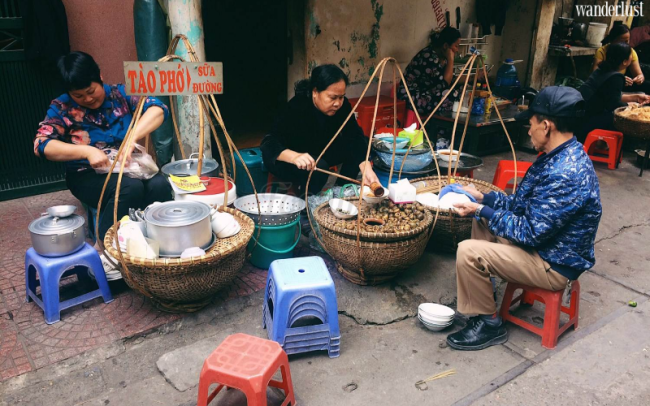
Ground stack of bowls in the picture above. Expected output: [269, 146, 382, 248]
[418, 303, 455, 331]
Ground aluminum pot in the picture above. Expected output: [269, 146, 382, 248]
[144, 201, 213, 256]
[28, 212, 86, 257]
[161, 153, 220, 178]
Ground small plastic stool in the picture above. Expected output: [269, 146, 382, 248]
[25, 243, 113, 324]
[263, 256, 340, 358]
[492, 160, 533, 192]
[499, 280, 580, 349]
[583, 129, 623, 170]
[197, 333, 296, 406]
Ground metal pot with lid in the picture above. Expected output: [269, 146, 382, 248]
[29, 206, 86, 257]
[161, 153, 220, 178]
[144, 201, 214, 256]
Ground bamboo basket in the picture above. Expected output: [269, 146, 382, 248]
[412, 177, 503, 252]
[613, 106, 650, 140]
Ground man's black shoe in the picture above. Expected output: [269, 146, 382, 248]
[446, 316, 508, 351]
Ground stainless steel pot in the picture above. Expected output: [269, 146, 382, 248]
[144, 201, 213, 256]
[28, 212, 86, 257]
[161, 153, 220, 178]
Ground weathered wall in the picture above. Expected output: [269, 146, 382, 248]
[63, 0, 137, 84]
[288, 0, 307, 98]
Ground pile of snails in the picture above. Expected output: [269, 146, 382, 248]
[332, 199, 429, 233]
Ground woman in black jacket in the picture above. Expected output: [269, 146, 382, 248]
[260, 64, 379, 195]
[579, 42, 650, 139]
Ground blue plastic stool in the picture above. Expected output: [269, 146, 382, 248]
[262, 256, 340, 358]
[25, 243, 113, 324]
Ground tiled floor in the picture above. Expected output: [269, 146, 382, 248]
[0, 190, 273, 381]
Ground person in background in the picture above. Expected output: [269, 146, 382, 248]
[592, 24, 648, 92]
[260, 64, 380, 196]
[34, 52, 171, 280]
[629, 22, 650, 48]
[445, 87, 601, 351]
[580, 42, 650, 139]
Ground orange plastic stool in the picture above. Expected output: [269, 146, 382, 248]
[499, 281, 580, 349]
[583, 129, 623, 170]
[197, 333, 296, 406]
[492, 160, 533, 192]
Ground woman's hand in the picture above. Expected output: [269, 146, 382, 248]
[625, 76, 634, 86]
[293, 153, 316, 171]
[633, 75, 645, 85]
[359, 161, 380, 186]
[637, 94, 650, 105]
[86, 146, 110, 169]
[444, 47, 455, 63]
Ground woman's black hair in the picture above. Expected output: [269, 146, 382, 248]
[599, 42, 632, 72]
[294, 64, 349, 96]
[429, 27, 461, 48]
[602, 23, 630, 45]
[57, 51, 102, 91]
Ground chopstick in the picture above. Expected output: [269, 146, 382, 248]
[313, 167, 361, 185]
[415, 369, 456, 390]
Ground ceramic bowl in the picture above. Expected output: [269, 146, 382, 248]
[329, 198, 358, 219]
[211, 212, 237, 235]
[419, 311, 454, 324]
[437, 149, 461, 162]
[418, 316, 454, 331]
[418, 303, 456, 318]
[362, 186, 388, 205]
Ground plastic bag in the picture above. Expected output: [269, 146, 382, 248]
[95, 144, 159, 180]
[306, 184, 360, 252]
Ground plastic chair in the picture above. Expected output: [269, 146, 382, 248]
[499, 281, 580, 349]
[583, 129, 623, 170]
[492, 160, 533, 192]
[197, 333, 296, 406]
[263, 256, 341, 358]
[25, 243, 113, 324]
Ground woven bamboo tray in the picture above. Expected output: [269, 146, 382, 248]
[412, 176, 503, 252]
[614, 106, 650, 140]
[104, 207, 254, 312]
[313, 199, 434, 285]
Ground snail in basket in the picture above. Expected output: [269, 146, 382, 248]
[334, 200, 429, 233]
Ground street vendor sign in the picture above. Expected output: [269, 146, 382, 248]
[123, 62, 223, 96]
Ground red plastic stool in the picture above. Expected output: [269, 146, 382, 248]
[492, 160, 533, 192]
[583, 129, 623, 170]
[499, 281, 580, 349]
[197, 333, 296, 406]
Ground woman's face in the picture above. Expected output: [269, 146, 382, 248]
[313, 80, 346, 116]
[444, 38, 461, 54]
[69, 82, 106, 109]
[621, 53, 634, 69]
[613, 32, 631, 44]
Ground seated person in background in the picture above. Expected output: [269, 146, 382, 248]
[34, 52, 172, 280]
[592, 24, 648, 92]
[629, 22, 650, 48]
[580, 42, 650, 139]
[260, 64, 379, 196]
[445, 87, 602, 351]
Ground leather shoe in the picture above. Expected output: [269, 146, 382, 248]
[446, 317, 508, 351]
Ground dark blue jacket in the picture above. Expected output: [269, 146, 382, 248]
[480, 137, 602, 280]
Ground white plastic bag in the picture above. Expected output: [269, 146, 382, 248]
[95, 144, 159, 180]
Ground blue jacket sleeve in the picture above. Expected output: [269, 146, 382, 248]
[483, 191, 515, 211]
[487, 174, 585, 247]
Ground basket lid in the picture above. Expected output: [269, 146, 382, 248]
[28, 213, 85, 235]
[144, 201, 211, 227]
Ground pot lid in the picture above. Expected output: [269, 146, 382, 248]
[161, 157, 219, 177]
[144, 201, 211, 227]
[195, 177, 234, 196]
[28, 214, 85, 235]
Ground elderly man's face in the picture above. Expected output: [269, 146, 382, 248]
[528, 116, 550, 152]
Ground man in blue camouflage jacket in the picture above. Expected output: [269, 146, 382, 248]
[446, 86, 602, 351]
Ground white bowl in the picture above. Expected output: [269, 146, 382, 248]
[211, 212, 237, 235]
[329, 198, 358, 219]
[437, 149, 460, 162]
[217, 220, 240, 238]
[362, 186, 388, 205]
[419, 311, 454, 324]
[418, 303, 456, 318]
[419, 316, 454, 327]
[418, 316, 454, 331]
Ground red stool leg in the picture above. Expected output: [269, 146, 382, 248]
[570, 281, 580, 330]
[197, 371, 217, 406]
[279, 359, 296, 406]
[605, 138, 618, 170]
[540, 291, 562, 349]
[499, 283, 517, 319]
[521, 290, 537, 306]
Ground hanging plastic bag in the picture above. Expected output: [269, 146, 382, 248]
[95, 144, 159, 180]
[306, 184, 360, 252]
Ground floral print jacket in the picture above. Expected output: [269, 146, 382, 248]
[398, 46, 459, 115]
[34, 84, 168, 171]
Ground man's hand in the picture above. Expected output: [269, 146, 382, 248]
[633, 74, 645, 85]
[86, 146, 110, 169]
[462, 185, 484, 203]
[293, 153, 316, 171]
[625, 76, 634, 86]
[453, 201, 480, 217]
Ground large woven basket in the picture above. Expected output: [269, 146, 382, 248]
[411, 176, 503, 252]
[614, 106, 650, 141]
[313, 199, 434, 285]
[104, 207, 254, 312]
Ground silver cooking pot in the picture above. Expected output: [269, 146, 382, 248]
[28, 208, 86, 257]
[161, 153, 220, 178]
[144, 201, 213, 256]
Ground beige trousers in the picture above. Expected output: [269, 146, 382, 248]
[456, 219, 568, 315]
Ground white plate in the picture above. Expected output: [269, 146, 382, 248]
[362, 186, 388, 205]
[418, 303, 456, 318]
[329, 198, 358, 219]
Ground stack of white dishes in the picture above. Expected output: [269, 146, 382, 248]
[418, 303, 455, 332]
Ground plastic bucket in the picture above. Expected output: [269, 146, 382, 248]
[586, 23, 607, 47]
[248, 218, 301, 269]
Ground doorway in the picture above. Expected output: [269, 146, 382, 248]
[202, 0, 288, 150]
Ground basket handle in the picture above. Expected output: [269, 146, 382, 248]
[250, 220, 301, 254]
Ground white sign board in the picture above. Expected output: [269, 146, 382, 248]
[123, 62, 223, 96]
